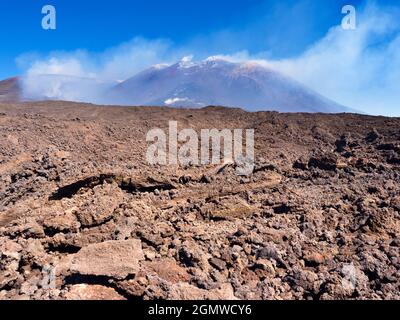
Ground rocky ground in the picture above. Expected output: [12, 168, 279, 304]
[0, 101, 399, 300]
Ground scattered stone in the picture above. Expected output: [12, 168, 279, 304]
[253, 259, 276, 276]
[70, 239, 144, 279]
[65, 284, 126, 300]
[257, 245, 280, 261]
[43, 213, 80, 235]
[365, 129, 381, 143]
[293, 157, 308, 170]
[308, 153, 338, 171]
[144, 259, 190, 283]
[167, 282, 237, 300]
[303, 252, 325, 267]
[335, 135, 348, 153]
[209, 258, 227, 271]
[74, 183, 123, 227]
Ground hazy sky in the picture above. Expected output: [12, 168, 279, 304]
[1, 0, 399, 115]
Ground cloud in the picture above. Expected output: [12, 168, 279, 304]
[206, 2, 400, 116]
[17, 1, 400, 115]
[18, 38, 181, 103]
[97, 38, 177, 81]
[263, 2, 400, 116]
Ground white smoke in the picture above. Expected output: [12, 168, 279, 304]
[265, 3, 400, 116]
[206, 3, 400, 116]
[19, 38, 180, 103]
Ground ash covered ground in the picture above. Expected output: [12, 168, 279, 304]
[0, 101, 399, 300]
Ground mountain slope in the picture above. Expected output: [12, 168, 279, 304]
[108, 57, 350, 113]
[0, 77, 20, 103]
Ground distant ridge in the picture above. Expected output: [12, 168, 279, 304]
[0, 77, 20, 103]
[2, 58, 354, 113]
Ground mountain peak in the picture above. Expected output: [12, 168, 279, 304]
[108, 58, 350, 113]
[178, 55, 196, 69]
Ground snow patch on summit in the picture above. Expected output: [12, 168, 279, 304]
[178, 55, 196, 69]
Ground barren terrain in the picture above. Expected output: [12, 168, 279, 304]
[0, 101, 399, 300]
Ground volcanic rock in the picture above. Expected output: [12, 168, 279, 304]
[70, 239, 144, 279]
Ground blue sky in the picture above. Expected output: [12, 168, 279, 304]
[0, 0, 369, 78]
[1, 0, 400, 115]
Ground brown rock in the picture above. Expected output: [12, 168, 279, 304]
[65, 284, 126, 300]
[43, 213, 80, 234]
[303, 252, 325, 267]
[167, 282, 237, 300]
[75, 183, 123, 227]
[209, 258, 227, 271]
[144, 259, 190, 283]
[308, 153, 338, 171]
[254, 259, 276, 276]
[70, 239, 144, 279]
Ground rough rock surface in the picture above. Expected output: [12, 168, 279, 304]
[0, 102, 399, 300]
[70, 240, 144, 279]
[64, 284, 126, 300]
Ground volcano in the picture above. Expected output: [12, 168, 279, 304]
[107, 57, 351, 113]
